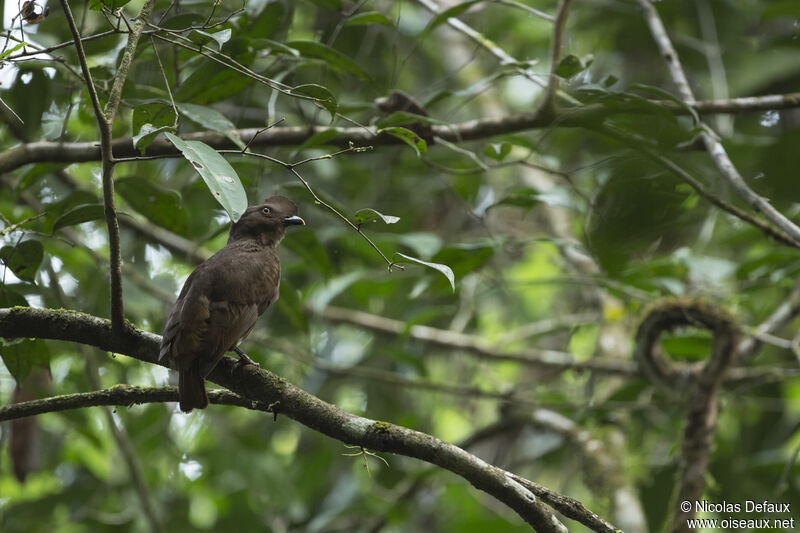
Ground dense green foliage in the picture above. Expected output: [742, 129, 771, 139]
[1, 0, 799, 531]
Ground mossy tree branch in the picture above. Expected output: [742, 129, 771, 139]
[0, 306, 609, 532]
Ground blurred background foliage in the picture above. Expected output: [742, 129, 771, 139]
[1, 0, 799, 531]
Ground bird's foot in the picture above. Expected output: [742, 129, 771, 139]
[233, 346, 260, 369]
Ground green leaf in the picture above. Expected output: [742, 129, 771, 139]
[554, 54, 586, 79]
[602, 74, 619, 88]
[177, 103, 245, 149]
[287, 41, 370, 81]
[173, 41, 255, 104]
[394, 253, 455, 292]
[116, 176, 189, 235]
[354, 208, 400, 225]
[420, 0, 483, 41]
[487, 187, 540, 209]
[53, 204, 105, 232]
[188, 29, 232, 50]
[344, 11, 392, 26]
[376, 111, 443, 129]
[160, 13, 206, 30]
[251, 1, 292, 38]
[0, 240, 43, 282]
[133, 124, 175, 154]
[484, 142, 512, 161]
[0, 339, 49, 386]
[293, 129, 339, 155]
[379, 127, 427, 157]
[9, 67, 50, 138]
[290, 84, 338, 123]
[0, 288, 28, 307]
[132, 101, 177, 134]
[164, 133, 247, 222]
[0, 42, 25, 61]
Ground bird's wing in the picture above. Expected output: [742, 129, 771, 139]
[198, 301, 260, 377]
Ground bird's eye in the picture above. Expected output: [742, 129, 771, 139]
[262, 207, 271, 215]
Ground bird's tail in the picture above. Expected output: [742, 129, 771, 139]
[179, 364, 209, 412]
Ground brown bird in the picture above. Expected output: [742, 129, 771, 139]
[159, 196, 304, 412]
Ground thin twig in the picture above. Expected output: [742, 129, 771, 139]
[150, 36, 178, 125]
[540, 0, 573, 113]
[59, 0, 127, 331]
[601, 123, 800, 250]
[636, 0, 800, 247]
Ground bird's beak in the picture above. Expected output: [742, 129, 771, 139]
[283, 215, 305, 226]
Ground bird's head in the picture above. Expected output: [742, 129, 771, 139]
[228, 196, 305, 246]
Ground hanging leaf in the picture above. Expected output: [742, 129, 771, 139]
[164, 133, 247, 222]
[379, 127, 427, 157]
[290, 84, 338, 123]
[354, 208, 400, 225]
[53, 204, 105, 232]
[177, 103, 245, 149]
[484, 143, 512, 161]
[188, 28, 232, 50]
[0, 339, 49, 385]
[555, 54, 587, 79]
[0, 240, 43, 282]
[394, 252, 455, 292]
[133, 124, 175, 154]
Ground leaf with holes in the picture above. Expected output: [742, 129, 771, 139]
[0, 240, 43, 282]
[379, 127, 427, 157]
[164, 133, 247, 222]
[394, 253, 455, 292]
[354, 208, 400, 225]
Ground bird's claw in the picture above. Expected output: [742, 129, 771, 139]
[233, 346, 260, 369]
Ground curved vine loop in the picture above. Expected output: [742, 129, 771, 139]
[634, 299, 739, 533]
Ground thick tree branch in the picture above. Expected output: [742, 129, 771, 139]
[636, 0, 800, 247]
[0, 307, 586, 532]
[316, 305, 796, 386]
[1, 93, 799, 174]
[317, 305, 638, 376]
[0, 386, 264, 420]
